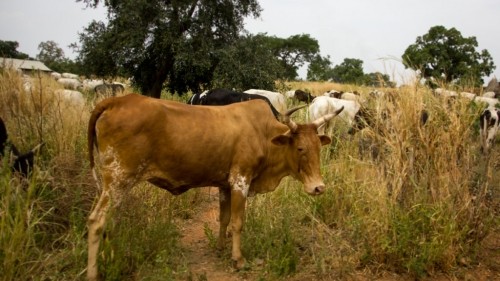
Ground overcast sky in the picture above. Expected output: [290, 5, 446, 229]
[1, 0, 499, 85]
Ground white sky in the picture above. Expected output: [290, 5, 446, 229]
[1, 0, 499, 85]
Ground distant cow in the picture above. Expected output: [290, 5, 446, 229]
[54, 89, 85, 108]
[94, 83, 125, 97]
[82, 79, 104, 91]
[309, 96, 364, 135]
[61, 72, 79, 79]
[286, 89, 316, 103]
[243, 89, 287, 113]
[86, 94, 344, 280]
[57, 78, 82, 90]
[0, 117, 43, 176]
[479, 106, 500, 154]
[324, 90, 363, 103]
[188, 88, 281, 119]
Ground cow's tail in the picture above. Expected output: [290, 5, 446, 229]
[87, 103, 107, 187]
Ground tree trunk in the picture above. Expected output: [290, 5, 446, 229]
[137, 53, 172, 99]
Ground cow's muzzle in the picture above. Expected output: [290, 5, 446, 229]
[307, 184, 325, 195]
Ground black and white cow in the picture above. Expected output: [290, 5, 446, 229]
[187, 88, 281, 119]
[479, 106, 500, 154]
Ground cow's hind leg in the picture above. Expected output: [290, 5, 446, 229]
[87, 186, 111, 281]
[217, 187, 231, 250]
[87, 168, 135, 281]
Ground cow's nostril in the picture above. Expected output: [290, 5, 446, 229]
[314, 185, 325, 194]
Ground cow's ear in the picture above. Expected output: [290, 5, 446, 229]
[272, 134, 291, 146]
[319, 135, 331, 146]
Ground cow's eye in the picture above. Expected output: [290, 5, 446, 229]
[298, 147, 304, 153]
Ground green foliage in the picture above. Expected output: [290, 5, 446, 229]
[242, 185, 302, 278]
[402, 25, 496, 86]
[307, 54, 334, 81]
[76, 0, 262, 97]
[0, 166, 50, 281]
[331, 58, 366, 84]
[256, 33, 320, 80]
[212, 34, 285, 91]
[0, 40, 30, 59]
[76, 20, 122, 78]
[36, 40, 65, 66]
[36, 40, 83, 74]
[362, 72, 395, 87]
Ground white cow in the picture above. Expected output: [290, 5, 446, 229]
[434, 88, 458, 98]
[324, 90, 364, 103]
[82, 79, 104, 91]
[54, 89, 85, 108]
[61, 72, 79, 79]
[459, 92, 476, 100]
[309, 96, 361, 135]
[244, 89, 287, 113]
[483, 91, 496, 98]
[50, 72, 62, 80]
[57, 78, 82, 90]
[475, 96, 499, 108]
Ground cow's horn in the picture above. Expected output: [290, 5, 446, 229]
[312, 106, 344, 128]
[282, 105, 307, 132]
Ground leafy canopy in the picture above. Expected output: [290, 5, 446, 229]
[212, 34, 285, 91]
[0, 40, 30, 59]
[402, 25, 495, 86]
[256, 33, 319, 80]
[76, 0, 261, 97]
[307, 54, 334, 81]
[331, 58, 365, 85]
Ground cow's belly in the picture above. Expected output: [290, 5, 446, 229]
[146, 170, 229, 195]
[147, 177, 192, 195]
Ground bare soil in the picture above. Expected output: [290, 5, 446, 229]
[178, 189, 500, 281]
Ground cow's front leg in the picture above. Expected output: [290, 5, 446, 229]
[231, 188, 247, 269]
[218, 187, 231, 250]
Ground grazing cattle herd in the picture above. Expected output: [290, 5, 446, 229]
[3, 69, 500, 280]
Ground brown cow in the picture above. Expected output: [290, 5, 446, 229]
[86, 94, 343, 280]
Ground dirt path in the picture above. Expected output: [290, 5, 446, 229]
[178, 188, 250, 281]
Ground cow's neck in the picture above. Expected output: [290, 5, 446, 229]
[250, 142, 293, 195]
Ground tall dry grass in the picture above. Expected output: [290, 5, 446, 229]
[0, 69, 200, 280]
[0, 68, 497, 280]
[240, 81, 498, 279]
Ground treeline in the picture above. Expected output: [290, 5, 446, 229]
[1, 0, 496, 96]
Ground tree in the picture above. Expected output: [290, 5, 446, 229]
[402, 25, 495, 86]
[37, 41, 64, 64]
[212, 34, 285, 91]
[76, 0, 261, 98]
[363, 72, 395, 88]
[257, 33, 319, 80]
[76, 20, 121, 78]
[0, 40, 29, 59]
[307, 54, 334, 81]
[331, 58, 365, 84]
[36, 40, 69, 72]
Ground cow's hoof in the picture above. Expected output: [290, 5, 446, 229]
[232, 257, 247, 270]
